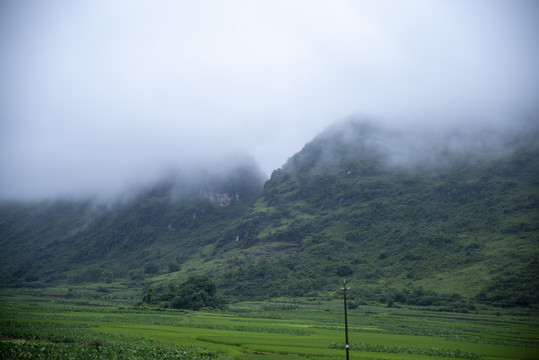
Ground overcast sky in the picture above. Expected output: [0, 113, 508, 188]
[1, 0, 538, 200]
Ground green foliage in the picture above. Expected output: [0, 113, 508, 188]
[144, 262, 159, 274]
[0, 341, 214, 360]
[1, 291, 538, 360]
[329, 342, 481, 359]
[215, 130, 539, 306]
[0, 162, 265, 286]
[475, 267, 539, 307]
[1, 121, 538, 310]
[142, 275, 225, 310]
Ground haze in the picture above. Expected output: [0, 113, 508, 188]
[1, 0, 538, 200]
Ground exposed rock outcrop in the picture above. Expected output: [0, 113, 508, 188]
[200, 190, 240, 207]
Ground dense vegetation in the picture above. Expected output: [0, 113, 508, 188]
[1, 120, 538, 309]
[141, 275, 225, 310]
[0, 160, 265, 285]
[1, 288, 538, 360]
[213, 121, 539, 307]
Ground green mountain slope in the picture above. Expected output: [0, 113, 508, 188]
[0, 160, 266, 284]
[1, 120, 538, 307]
[211, 121, 539, 306]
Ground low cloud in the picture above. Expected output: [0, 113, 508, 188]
[1, 0, 538, 200]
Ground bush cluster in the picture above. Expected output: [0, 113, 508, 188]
[141, 275, 225, 310]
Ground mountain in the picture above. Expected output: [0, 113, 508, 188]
[1, 120, 538, 308]
[211, 120, 539, 307]
[0, 158, 266, 284]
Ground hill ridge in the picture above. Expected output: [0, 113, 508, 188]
[1, 120, 538, 307]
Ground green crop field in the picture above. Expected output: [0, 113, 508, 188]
[1, 287, 538, 360]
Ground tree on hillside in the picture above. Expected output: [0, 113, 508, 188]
[141, 275, 225, 310]
[144, 263, 159, 274]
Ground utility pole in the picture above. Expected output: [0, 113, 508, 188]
[342, 279, 350, 360]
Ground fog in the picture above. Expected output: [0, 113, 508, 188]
[1, 0, 538, 200]
[295, 115, 539, 178]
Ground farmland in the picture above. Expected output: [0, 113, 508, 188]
[1, 286, 538, 360]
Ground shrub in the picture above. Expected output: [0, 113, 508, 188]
[142, 275, 226, 310]
[144, 263, 159, 274]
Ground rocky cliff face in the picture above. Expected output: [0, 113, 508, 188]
[200, 190, 240, 207]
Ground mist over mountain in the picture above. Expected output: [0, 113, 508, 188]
[1, 0, 538, 311]
[2, 0, 539, 202]
[219, 118, 539, 306]
[1, 117, 537, 308]
[117, 154, 267, 205]
[0, 156, 266, 284]
[285, 116, 539, 175]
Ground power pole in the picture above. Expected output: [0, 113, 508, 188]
[342, 279, 350, 360]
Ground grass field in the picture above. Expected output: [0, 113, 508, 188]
[1, 286, 538, 360]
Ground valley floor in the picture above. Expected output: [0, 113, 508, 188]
[1, 286, 538, 360]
